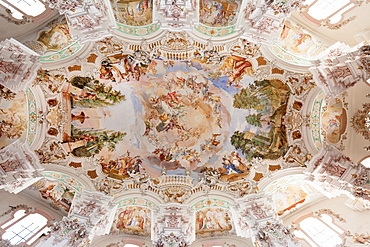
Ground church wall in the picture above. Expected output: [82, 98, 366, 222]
[92, 234, 254, 247]
[0, 189, 66, 224]
[190, 235, 254, 247]
[281, 194, 370, 246]
[343, 80, 370, 164]
[92, 235, 152, 247]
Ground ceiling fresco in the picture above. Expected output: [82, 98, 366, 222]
[278, 21, 326, 58]
[264, 174, 317, 215]
[0, 91, 28, 146]
[0, 26, 319, 206]
[321, 98, 347, 144]
[309, 91, 349, 152]
[111, 197, 157, 236]
[37, 179, 76, 212]
[24, 17, 74, 55]
[199, 0, 241, 27]
[37, 18, 72, 51]
[192, 199, 234, 237]
[22, 34, 310, 185]
[114, 205, 152, 236]
[195, 207, 233, 237]
[112, 0, 153, 26]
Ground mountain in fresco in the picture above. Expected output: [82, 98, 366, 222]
[231, 79, 290, 160]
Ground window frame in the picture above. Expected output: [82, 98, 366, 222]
[0, 207, 55, 246]
[292, 212, 346, 247]
[359, 155, 370, 168]
[300, 0, 358, 26]
[0, 0, 54, 23]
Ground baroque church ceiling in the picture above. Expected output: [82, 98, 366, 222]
[0, 0, 370, 246]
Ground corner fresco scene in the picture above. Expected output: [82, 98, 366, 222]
[196, 207, 233, 236]
[36, 18, 72, 51]
[321, 98, 347, 144]
[0, 92, 27, 146]
[264, 175, 318, 215]
[112, 0, 153, 26]
[113, 206, 152, 236]
[22, 17, 74, 56]
[38, 180, 76, 212]
[278, 21, 325, 57]
[199, 0, 242, 27]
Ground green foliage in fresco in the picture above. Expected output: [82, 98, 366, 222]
[245, 113, 262, 127]
[69, 127, 126, 157]
[231, 79, 291, 160]
[69, 76, 125, 108]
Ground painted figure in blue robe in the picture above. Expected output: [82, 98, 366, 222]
[222, 156, 243, 175]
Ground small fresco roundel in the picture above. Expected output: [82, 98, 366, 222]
[321, 98, 347, 144]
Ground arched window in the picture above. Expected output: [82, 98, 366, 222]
[0, 0, 53, 23]
[0, 207, 54, 246]
[301, 0, 356, 25]
[0, 0, 46, 18]
[292, 211, 345, 247]
[360, 156, 370, 168]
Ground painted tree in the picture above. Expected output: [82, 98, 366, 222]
[93, 83, 125, 103]
[231, 79, 291, 160]
[69, 76, 99, 89]
[233, 79, 289, 113]
[233, 88, 261, 110]
[230, 131, 249, 154]
[245, 113, 262, 127]
[254, 79, 270, 88]
[70, 127, 126, 157]
[70, 77, 125, 108]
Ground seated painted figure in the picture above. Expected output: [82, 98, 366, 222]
[222, 156, 243, 175]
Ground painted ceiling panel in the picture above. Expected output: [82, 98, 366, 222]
[199, 0, 241, 27]
[37, 42, 293, 185]
[112, 0, 153, 26]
